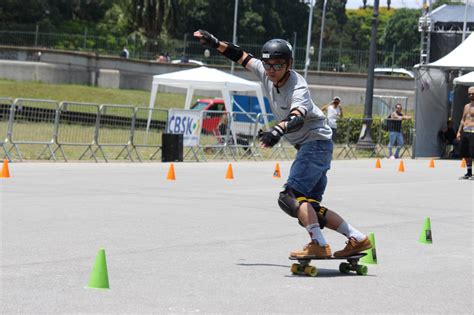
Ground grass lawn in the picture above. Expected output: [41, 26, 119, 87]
[0, 79, 190, 110]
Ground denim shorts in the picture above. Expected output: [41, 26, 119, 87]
[287, 139, 333, 202]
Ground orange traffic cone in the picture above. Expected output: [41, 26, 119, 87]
[461, 158, 466, 168]
[398, 160, 405, 172]
[429, 159, 435, 168]
[225, 163, 234, 180]
[166, 163, 176, 180]
[273, 163, 281, 178]
[1, 159, 10, 178]
[375, 159, 381, 169]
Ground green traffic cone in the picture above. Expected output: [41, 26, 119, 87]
[88, 248, 110, 289]
[361, 232, 377, 265]
[419, 217, 433, 244]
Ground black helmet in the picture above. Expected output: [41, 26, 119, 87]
[261, 39, 293, 60]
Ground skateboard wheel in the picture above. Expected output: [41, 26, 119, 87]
[356, 265, 368, 275]
[291, 263, 300, 274]
[339, 262, 350, 274]
[304, 266, 318, 277]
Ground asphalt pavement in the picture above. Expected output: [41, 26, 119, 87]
[1, 159, 472, 314]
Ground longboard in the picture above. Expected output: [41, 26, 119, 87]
[289, 253, 367, 277]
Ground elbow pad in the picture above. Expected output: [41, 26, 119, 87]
[241, 54, 253, 68]
[282, 108, 306, 133]
[285, 115, 304, 133]
[221, 42, 244, 62]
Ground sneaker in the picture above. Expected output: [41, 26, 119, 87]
[290, 241, 332, 258]
[333, 237, 372, 258]
[461, 173, 472, 180]
[389, 156, 395, 160]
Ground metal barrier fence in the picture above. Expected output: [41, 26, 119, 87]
[196, 111, 230, 161]
[10, 98, 59, 161]
[132, 108, 168, 162]
[229, 111, 260, 161]
[0, 98, 415, 162]
[56, 102, 101, 162]
[97, 104, 135, 162]
[332, 117, 414, 160]
[1, 97, 13, 161]
[373, 95, 409, 118]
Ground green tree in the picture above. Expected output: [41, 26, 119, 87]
[343, 6, 394, 51]
[381, 8, 421, 66]
[0, 0, 49, 26]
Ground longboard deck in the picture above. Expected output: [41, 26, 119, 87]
[289, 253, 366, 261]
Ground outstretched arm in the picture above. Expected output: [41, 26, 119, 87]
[320, 103, 330, 112]
[193, 30, 254, 70]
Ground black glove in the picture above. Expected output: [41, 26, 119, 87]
[198, 29, 219, 49]
[258, 126, 284, 148]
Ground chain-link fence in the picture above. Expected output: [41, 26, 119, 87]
[0, 28, 419, 72]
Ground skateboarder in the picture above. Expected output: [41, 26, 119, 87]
[194, 30, 372, 258]
[457, 86, 474, 179]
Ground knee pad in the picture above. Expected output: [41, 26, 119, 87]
[278, 185, 302, 218]
[297, 200, 328, 229]
[279, 186, 329, 229]
[311, 201, 328, 229]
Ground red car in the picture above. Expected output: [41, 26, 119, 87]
[191, 99, 226, 134]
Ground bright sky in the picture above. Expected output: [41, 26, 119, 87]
[347, 0, 470, 9]
[346, 0, 425, 9]
[346, 0, 436, 9]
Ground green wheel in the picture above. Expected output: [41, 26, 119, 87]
[291, 263, 300, 274]
[356, 265, 368, 276]
[305, 266, 318, 277]
[339, 262, 350, 274]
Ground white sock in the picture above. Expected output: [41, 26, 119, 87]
[336, 221, 366, 241]
[306, 223, 327, 246]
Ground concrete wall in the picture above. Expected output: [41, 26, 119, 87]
[0, 46, 415, 106]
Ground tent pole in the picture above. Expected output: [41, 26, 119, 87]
[462, 1, 469, 42]
[146, 82, 159, 133]
[256, 89, 269, 128]
[185, 88, 194, 109]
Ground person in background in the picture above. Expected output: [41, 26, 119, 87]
[387, 103, 411, 159]
[120, 46, 129, 59]
[321, 96, 343, 143]
[180, 53, 189, 63]
[457, 86, 474, 179]
[438, 119, 458, 158]
[157, 53, 166, 63]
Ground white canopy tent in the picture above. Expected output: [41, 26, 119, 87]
[426, 32, 474, 70]
[453, 71, 474, 85]
[414, 33, 474, 157]
[147, 66, 269, 131]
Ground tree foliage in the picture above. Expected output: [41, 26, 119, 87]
[0, 0, 426, 61]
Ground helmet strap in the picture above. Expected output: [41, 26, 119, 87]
[274, 68, 291, 94]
